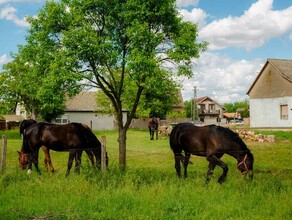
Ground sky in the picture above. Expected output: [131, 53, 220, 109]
[1, 0, 292, 104]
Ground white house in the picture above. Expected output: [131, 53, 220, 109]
[56, 91, 128, 130]
[247, 59, 292, 128]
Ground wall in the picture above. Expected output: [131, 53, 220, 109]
[130, 118, 192, 129]
[64, 112, 126, 130]
[250, 96, 292, 128]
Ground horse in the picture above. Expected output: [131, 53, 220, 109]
[19, 119, 55, 172]
[169, 123, 254, 184]
[148, 117, 159, 140]
[18, 122, 108, 175]
[19, 120, 96, 174]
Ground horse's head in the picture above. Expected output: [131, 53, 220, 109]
[17, 151, 29, 170]
[237, 152, 254, 179]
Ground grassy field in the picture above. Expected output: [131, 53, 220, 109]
[0, 128, 291, 219]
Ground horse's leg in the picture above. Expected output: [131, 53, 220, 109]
[155, 128, 158, 140]
[91, 148, 101, 169]
[66, 150, 75, 176]
[150, 129, 154, 140]
[174, 153, 182, 177]
[32, 149, 41, 174]
[183, 152, 191, 178]
[41, 146, 48, 171]
[206, 153, 223, 183]
[46, 148, 54, 173]
[206, 154, 228, 184]
[206, 162, 216, 183]
[74, 150, 82, 174]
[85, 149, 95, 168]
[42, 146, 55, 172]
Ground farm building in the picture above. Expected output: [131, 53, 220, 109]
[195, 96, 226, 123]
[247, 59, 292, 128]
[0, 115, 24, 130]
[55, 91, 128, 130]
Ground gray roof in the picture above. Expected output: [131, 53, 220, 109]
[269, 59, 292, 82]
[247, 59, 292, 94]
[2, 115, 24, 122]
[66, 91, 98, 111]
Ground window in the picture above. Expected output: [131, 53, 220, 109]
[280, 105, 288, 120]
[55, 115, 69, 124]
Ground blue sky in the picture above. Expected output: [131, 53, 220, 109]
[1, 0, 292, 103]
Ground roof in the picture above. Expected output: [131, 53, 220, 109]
[223, 112, 241, 118]
[172, 90, 184, 108]
[66, 91, 98, 112]
[247, 59, 292, 94]
[195, 96, 225, 109]
[2, 115, 24, 122]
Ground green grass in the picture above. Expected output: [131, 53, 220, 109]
[0, 129, 291, 219]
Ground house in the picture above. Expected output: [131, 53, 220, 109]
[56, 91, 128, 130]
[0, 115, 24, 130]
[172, 90, 184, 112]
[195, 96, 226, 123]
[247, 59, 292, 128]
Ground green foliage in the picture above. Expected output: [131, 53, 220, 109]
[1, 0, 207, 166]
[223, 100, 249, 117]
[0, 129, 291, 219]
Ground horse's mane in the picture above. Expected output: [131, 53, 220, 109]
[215, 126, 249, 151]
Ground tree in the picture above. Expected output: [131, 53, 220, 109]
[223, 100, 249, 118]
[8, 0, 207, 168]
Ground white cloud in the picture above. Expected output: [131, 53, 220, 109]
[180, 53, 264, 103]
[0, 5, 29, 27]
[198, 0, 292, 51]
[0, 54, 12, 65]
[179, 8, 207, 29]
[176, 0, 199, 8]
[178, 0, 292, 51]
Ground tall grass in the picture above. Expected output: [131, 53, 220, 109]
[0, 129, 291, 219]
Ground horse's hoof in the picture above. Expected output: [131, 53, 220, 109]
[27, 169, 32, 175]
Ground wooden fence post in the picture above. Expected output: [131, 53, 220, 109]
[101, 135, 107, 173]
[1, 135, 7, 173]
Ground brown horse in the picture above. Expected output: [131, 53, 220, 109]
[148, 117, 159, 140]
[170, 123, 254, 184]
[19, 119, 55, 172]
[19, 122, 107, 175]
[19, 120, 95, 173]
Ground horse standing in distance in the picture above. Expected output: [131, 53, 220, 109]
[170, 123, 254, 184]
[148, 117, 159, 140]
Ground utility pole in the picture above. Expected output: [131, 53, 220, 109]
[193, 86, 197, 120]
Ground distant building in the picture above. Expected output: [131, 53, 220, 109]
[247, 59, 292, 128]
[195, 96, 226, 122]
[56, 91, 128, 130]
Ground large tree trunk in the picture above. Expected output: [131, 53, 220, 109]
[116, 108, 127, 169]
[118, 127, 127, 169]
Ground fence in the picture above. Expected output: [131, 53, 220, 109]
[1, 135, 7, 173]
[0, 134, 109, 175]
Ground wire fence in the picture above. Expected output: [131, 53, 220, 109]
[0, 134, 176, 175]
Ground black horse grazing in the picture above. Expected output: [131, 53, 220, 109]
[19, 122, 107, 175]
[148, 117, 159, 140]
[170, 123, 254, 184]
